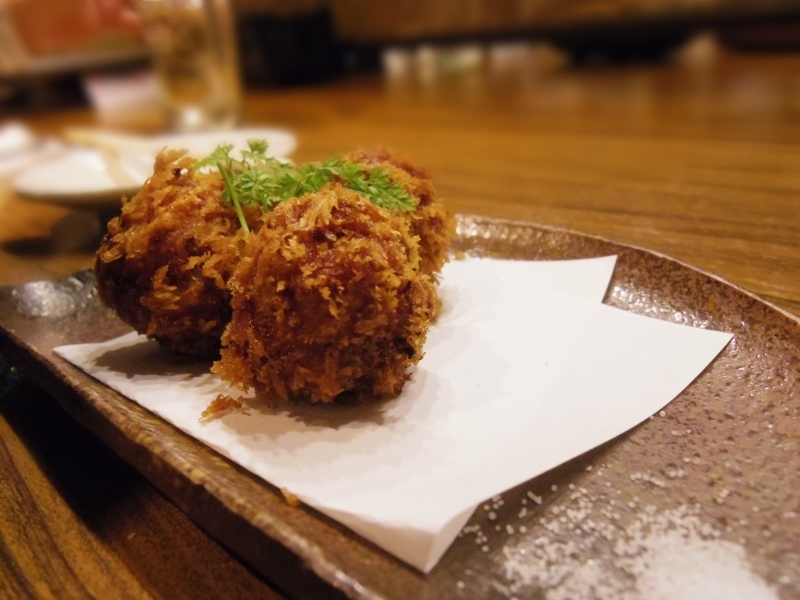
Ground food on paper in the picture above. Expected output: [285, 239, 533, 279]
[214, 185, 437, 403]
[94, 141, 454, 402]
[200, 393, 244, 420]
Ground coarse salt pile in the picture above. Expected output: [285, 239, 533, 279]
[500, 501, 779, 600]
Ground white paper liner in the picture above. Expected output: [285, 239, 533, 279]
[55, 256, 732, 572]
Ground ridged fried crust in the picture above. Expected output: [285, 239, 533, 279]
[96, 146, 453, 404]
[214, 185, 437, 403]
[343, 147, 456, 279]
[94, 149, 258, 357]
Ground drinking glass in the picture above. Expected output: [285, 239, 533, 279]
[136, 0, 242, 132]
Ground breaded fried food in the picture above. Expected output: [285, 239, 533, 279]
[95, 149, 259, 357]
[343, 147, 456, 278]
[214, 184, 436, 403]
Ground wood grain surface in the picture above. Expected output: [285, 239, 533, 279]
[1, 48, 799, 598]
[0, 363, 284, 599]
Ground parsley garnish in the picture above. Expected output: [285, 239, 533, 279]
[194, 140, 415, 232]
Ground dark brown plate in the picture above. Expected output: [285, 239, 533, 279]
[1, 215, 798, 599]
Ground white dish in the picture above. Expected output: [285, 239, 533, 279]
[13, 127, 297, 210]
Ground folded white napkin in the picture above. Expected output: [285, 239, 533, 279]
[55, 256, 731, 572]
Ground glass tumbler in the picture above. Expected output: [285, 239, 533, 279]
[136, 0, 242, 132]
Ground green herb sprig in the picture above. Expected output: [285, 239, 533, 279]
[194, 140, 415, 232]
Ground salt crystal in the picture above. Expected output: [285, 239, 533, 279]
[527, 491, 543, 505]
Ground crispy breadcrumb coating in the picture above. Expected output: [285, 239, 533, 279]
[96, 145, 454, 404]
[213, 184, 436, 403]
[343, 147, 456, 279]
[95, 149, 260, 357]
[200, 393, 244, 420]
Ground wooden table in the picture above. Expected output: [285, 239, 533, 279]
[1, 47, 799, 598]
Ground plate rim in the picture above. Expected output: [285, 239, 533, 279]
[11, 126, 299, 208]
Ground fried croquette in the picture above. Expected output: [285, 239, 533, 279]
[343, 147, 456, 279]
[96, 144, 453, 404]
[95, 149, 260, 357]
[213, 184, 437, 403]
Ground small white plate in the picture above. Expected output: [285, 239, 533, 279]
[13, 127, 297, 210]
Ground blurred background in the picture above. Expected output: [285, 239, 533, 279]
[3, 0, 800, 112]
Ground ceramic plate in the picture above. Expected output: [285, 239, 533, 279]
[0, 216, 798, 599]
[12, 127, 297, 210]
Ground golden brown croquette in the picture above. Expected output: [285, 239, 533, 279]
[213, 184, 437, 403]
[96, 145, 453, 404]
[343, 146, 456, 279]
[95, 149, 260, 357]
